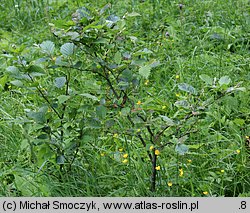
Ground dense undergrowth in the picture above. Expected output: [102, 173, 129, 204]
[0, 0, 249, 196]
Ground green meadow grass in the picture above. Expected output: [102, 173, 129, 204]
[0, 0, 249, 196]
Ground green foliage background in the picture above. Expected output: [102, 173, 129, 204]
[0, 0, 249, 196]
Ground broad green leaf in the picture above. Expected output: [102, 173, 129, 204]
[106, 15, 120, 28]
[30, 72, 45, 77]
[55, 77, 66, 88]
[117, 19, 126, 30]
[179, 135, 188, 143]
[234, 87, 246, 92]
[26, 111, 46, 123]
[87, 117, 101, 129]
[75, 7, 92, 20]
[114, 51, 122, 64]
[175, 143, 189, 155]
[1, 53, 13, 58]
[123, 52, 131, 60]
[226, 87, 246, 93]
[105, 119, 115, 128]
[188, 143, 204, 149]
[60, 43, 75, 56]
[201, 97, 214, 107]
[27, 65, 45, 73]
[10, 80, 23, 87]
[159, 115, 175, 126]
[118, 81, 129, 89]
[100, 98, 106, 105]
[113, 152, 121, 162]
[150, 60, 161, 68]
[178, 83, 197, 95]
[14, 175, 37, 196]
[199, 74, 213, 85]
[131, 59, 146, 66]
[129, 36, 138, 43]
[79, 93, 99, 101]
[141, 48, 153, 54]
[121, 69, 133, 82]
[134, 48, 153, 56]
[20, 139, 29, 150]
[127, 12, 141, 17]
[96, 105, 107, 119]
[100, 3, 111, 15]
[55, 56, 69, 66]
[82, 135, 93, 143]
[37, 134, 49, 139]
[219, 76, 231, 86]
[94, 38, 109, 44]
[74, 61, 82, 68]
[174, 100, 190, 109]
[57, 95, 70, 104]
[40, 40, 55, 55]
[0, 75, 8, 90]
[56, 155, 66, 164]
[139, 65, 151, 79]
[121, 107, 130, 116]
[65, 31, 80, 40]
[6, 66, 19, 75]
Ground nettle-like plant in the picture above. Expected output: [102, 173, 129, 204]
[6, 5, 246, 192]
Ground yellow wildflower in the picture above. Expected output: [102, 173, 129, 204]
[100, 153, 105, 157]
[245, 136, 249, 139]
[175, 93, 180, 97]
[179, 168, 184, 177]
[236, 149, 240, 154]
[203, 191, 208, 195]
[122, 159, 128, 164]
[187, 159, 192, 163]
[167, 182, 173, 187]
[113, 133, 118, 138]
[220, 170, 224, 173]
[136, 100, 142, 105]
[155, 166, 161, 171]
[162, 105, 167, 110]
[137, 129, 141, 133]
[123, 153, 128, 158]
[155, 149, 160, 156]
[144, 80, 149, 85]
[176, 75, 180, 79]
[118, 148, 123, 152]
[149, 145, 154, 150]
